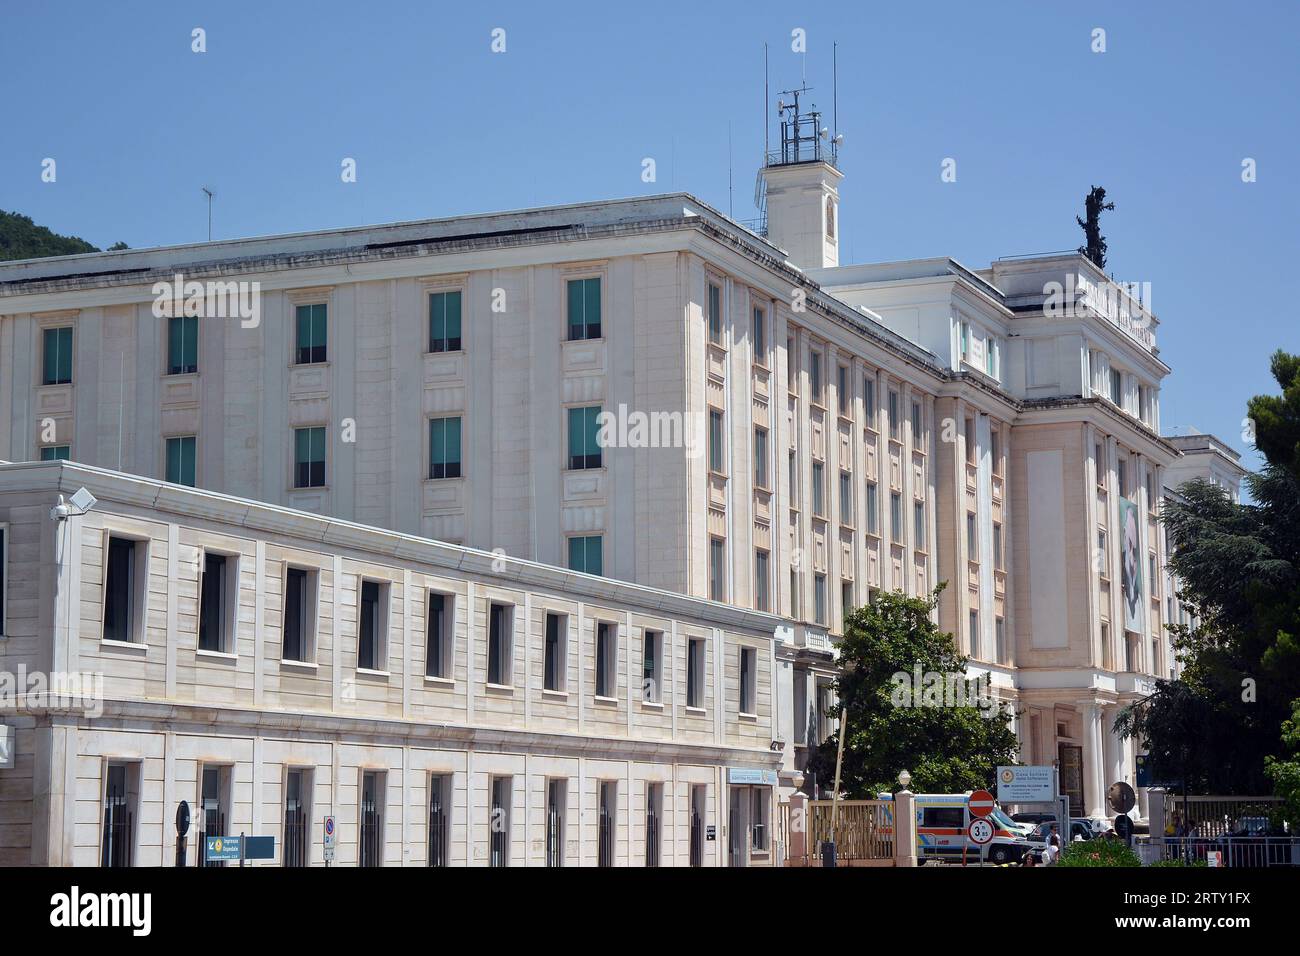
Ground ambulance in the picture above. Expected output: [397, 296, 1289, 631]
[878, 791, 1033, 864]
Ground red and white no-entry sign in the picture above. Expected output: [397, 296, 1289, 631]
[969, 790, 995, 818]
[968, 818, 995, 845]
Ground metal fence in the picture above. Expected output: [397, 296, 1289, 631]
[358, 797, 381, 867]
[196, 809, 226, 867]
[689, 807, 703, 867]
[283, 804, 308, 867]
[101, 788, 133, 868]
[646, 807, 661, 868]
[428, 796, 448, 868]
[598, 805, 614, 867]
[545, 805, 563, 867]
[1138, 835, 1300, 867]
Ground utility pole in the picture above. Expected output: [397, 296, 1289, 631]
[201, 186, 214, 241]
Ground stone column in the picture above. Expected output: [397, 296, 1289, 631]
[893, 790, 918, 868]
[1082, 702, 1106, 819]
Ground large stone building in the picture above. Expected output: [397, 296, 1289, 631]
[0, 121, 1236, 863]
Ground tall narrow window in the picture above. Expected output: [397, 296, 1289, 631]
[428, 290, 463, 352]
[568, 406, 603, 470]
[751, 306, 766, 363]
[914, 501, 925, 547]
[567, 277, 601, 340]
[708, 409, 724, 473]
[165, 436, 197, 486]
[754, 549, 770, 613]
[687, 638, 704, 708]
[811, 462, 825, 516]
[294, 303, 327, 365]
[642, 629, 662, 702]
[428, 416, 462, 479]
[293, 426, 326, 488]
[888, 390, 900, 440]
[740, 646, 757, 714]
[911, 401, 922, 441]
[707, 282, 722, 344]
[789, 569, 800, 618]
[101, 763, 135, 867]
[427, 774, 448, 868]
[809, 352, 822, 403]
[837, 365, 849, 415]
[991, 429, 1001, 475]
[567, 535, 603, 575]
[167, 315, 198, 375]
[358, 580, 388, 671]
[42, 326, 73, 385]
[359, 771, 383, 868]
[866, 483, 879, 536]
[645, 783, 662, 867]
[753, 427, 768, 489]
[596, 621, 616, 698]
[425, 592, 450, 678]
[814, 574, 827, 625]
[842, 580, 854, 617]
[1110, 367, 1123, 405]
[198, 552, 233, 654]
[995, 617, 1006, 664]
[751, 788, 769, 852]
[103, 536, 142, 644]
[967, 512, 977, 557]
[282, 566, 317, 663]
[545, 779, 565, 868]
[489, 777, 510, 867]
[863, 376, 876, 427]
[488, 603, 512, 686]
[544, 612, 565, 692]
[969, 610, 980, 653]
[598, 781, 616, 867]
[198, 765, 229, 868]
[283, 768, 310, 868]
[891, 493, 903, 544]
[966, 418, 977, 464]
[839, 471, 852, 523]
[708, 537, 725, 601]
[993, 522, 1003, 569]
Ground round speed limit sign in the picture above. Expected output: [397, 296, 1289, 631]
[968, 818, 995, 845]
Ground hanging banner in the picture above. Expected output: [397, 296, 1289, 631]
[1120, 497, 1144, 635]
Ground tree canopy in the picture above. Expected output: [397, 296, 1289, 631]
[0, 209, 127, 260]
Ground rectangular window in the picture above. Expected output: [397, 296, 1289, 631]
[754, 549, 770, 613]
[751, 788, 769, 852]
[0, 523, 5, 640]
[991, 429, 1001, 475]
[568, 406, 603, 470]
[967, 512, 977, 557]
[708, 537, 725, 601]
[103, 536, 144, 644]
[357, 580, 389, 672]
[812, 462, 825, 517]
[293, 426, 326, 488]
[428, 290, 463, 352]
[839, 471, 852, 524]
[40, 445, 71, 461]
[489, 777, 511, 867]
[911, 401, 922, 441]
[642, 629, 662, 702]
[753, 427, 768, 489]
[996, 617, 1006, 663]
[788, 450, 797, 503]
[993, 522, 1003, 570]
[428, 416, 463, 479]
[751, 306, 766, 363]
[488, 603, 513, 686]
[425, 592, 451, 679]
[165, 436, 197, 487]
[966, 418, 977, 464]
[294, 303, 327, 365]
[740, 646, 757, 714]
[198, 552, 235, 654]
[1118, 459, 1129, 497]
[837, 365, 849, 416]
[809, 352, 822, 404]
[866, 483, 879, 536]
[1110, 367, 1123, 405]
[42, 326, 73, 385]
[598, 781, 617, 867]
[891, 493, 903, 544]
[708, 282, 723, 345]
[567, 535, 603, 575]
[167, 315, 198, 375]
[708, 409, 724, 473]
[198, 765, 231, 868]
[959, 321, 970, 359]
[814, 573, 827, 625]
[545, 779, 565, 868]
[786, 337, 796, 392]
[969, 610, 980, 653]
[101, 763, 136, 867]
[645, 782, 663, 868]
[595, 621, 617, 698]
[789, 569, 800, 618]
[687, 638, 704, 708]
[282, 566, 317, 663]
[283, 768, 311, 868]
[427, 773, 449, 868]
[864, 376, 876, 427]
[1098, 529, 1109, 575]
[914, 501, 925, 547]
[888, 390, 900, 440]
[544, 612, 566, 692]
[567, 277, 602, 341]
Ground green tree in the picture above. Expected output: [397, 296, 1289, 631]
[0, 209, 98, 260]
[805, 586, 1019, 797]
[1264, 698, 1300, 825]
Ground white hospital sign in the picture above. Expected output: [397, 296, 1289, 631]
[996, 765, 1055, 803]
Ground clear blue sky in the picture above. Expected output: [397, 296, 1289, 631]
[3, 1, 1296, 470]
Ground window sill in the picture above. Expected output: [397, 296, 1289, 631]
[355, 667, 391, 679]
[424, 675, 455, 688]
[289, 485, 330, 493]
[641, 699, 664, 711]
[196, 649, 238, 662]
[100, 638, 147, 651]
[485, 682, 514, 694]
[541, 688, 569, 700]
[593, 694, 619, 707]
[739, 711, 758, 722]
[291, 361, 331, 369]
[279, 658, 318, 671]
[685, 705, 707, 716]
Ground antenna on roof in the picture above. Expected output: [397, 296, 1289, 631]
[201, 186, 214, 242]
[728, 121, 734, 218]
[833, 42, 838, 146]
[764, 43, 769, 162]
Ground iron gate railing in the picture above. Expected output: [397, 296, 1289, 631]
[689, 807, 703, 867]
[1138, 835, 1300, 867]
[101, 787, 133, 868]
[283, 804, 308, 867]
[646, 808, 660, 867]
[196, 809, 226, 867]
[428, 796, 447, 867]
[545, 805, 563, 867]
[359, 797, 381, 867]
[598, 806, 614, 867]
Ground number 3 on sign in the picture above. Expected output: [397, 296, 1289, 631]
[968, 818, 994, 844]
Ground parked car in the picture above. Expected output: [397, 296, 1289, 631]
[1025, 820, 1094, 846]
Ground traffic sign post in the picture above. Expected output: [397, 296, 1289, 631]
[323, 815, 336, 866]
[968, 789, 995, 818]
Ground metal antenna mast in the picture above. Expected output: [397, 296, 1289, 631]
[201, 186, 214, 241]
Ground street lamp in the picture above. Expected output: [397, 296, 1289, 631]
[898, 770, 912, 791]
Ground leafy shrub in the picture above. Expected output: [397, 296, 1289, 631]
[1058, 839, 1141, 867]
